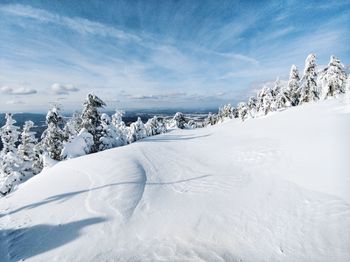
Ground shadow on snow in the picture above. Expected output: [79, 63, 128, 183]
[0, 217, 106, 261]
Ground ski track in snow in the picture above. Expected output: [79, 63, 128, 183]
[1, 99, 350, 261]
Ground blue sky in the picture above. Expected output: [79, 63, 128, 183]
[0, 0, 349, 112]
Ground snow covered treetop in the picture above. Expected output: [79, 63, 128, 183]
[289, 65, 299, 79]
[3, 113, 17, 128]
[84, 93, 106, 108]
[46, 105, 63, 125]
[329, 55, 344, 68]
[101, 113, 111, 124]
[304, 53, 317, 73]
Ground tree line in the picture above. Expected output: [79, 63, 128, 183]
[205, 54, 348, 124]
[0, 54, 348, 195]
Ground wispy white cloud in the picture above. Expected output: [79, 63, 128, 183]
[215, 52, 259, 65]
[0, 86, 37, 95]
[0, 4, 140, 42]
[6, 99, 25, 105]
[51, 83, 79, 95]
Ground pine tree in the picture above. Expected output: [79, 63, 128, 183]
[257, 86, 274, 115]
[41, 105, 65, 161]
[63, 112, 82, 141]
[247, 97, 257, 118]
[237, 102, 248, 121]
[218, 104, 233, 121]
[0, 113, 21, 195]
[300, 53, 319, 103]
[274, 80, 290, 109]
[172, 112, 187, 129]
[287, 65, 301, 106]
[128, 117, 146, 143]
[204, 112, 218, 126]
[80, 94, 106, 153]
[319, 55, 347, 99]
[99, 113, 119, 150]
[111, 109, 128, 146]
[18, 120, 38, 176]
[145, 116, 167, 136]
[0, 113, 20, 156]
[185, 119, 197, 129]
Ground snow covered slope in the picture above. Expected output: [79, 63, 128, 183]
[1, 98, 350, 261]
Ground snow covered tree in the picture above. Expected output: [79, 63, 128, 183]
[17, 120, 38, 177]
[145, 116, 167, 136]
[32, 143, 44, 174]
[80, 94, 106, 153]
[256, 86, 274, 115]
[41, 105, 65, 161]
[63, 112, 82, 141]
[0, 152, 22, 195]
[61, 128, 94, 159]
[185, 119, 197, 129]
[319, 55, 347, 99]
[172, 112, 187, 129]
[274, 80, 290, 109]
[204, 112, 218, 126]
[237, 102, 248, 121]
[247, 97, 257, 118]
[128, 117, 147, 143]
[99, 113, 120, 151]
[111, 109, 128, 146]
[218, 104, 233, 121]
[0, 113, 22, 195]
[231, 107, 239, 118]
[300, 53, 319, 103]
[111, 109, 124, 127]
[0, 113, 20, 156]
[287, 65, 301, 106]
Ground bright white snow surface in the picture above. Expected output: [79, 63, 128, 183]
[1, 98, 350, 261]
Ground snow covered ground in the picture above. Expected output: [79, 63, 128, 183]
[1, 98, 350, 261]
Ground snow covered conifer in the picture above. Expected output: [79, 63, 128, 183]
[128, 117, 146, 143]
[218, 104, 233, 122]
[111, 109, 128, 145]
[274, 80, 290, 109]
[256, 86, 274, 115]
[185, 119, 197, 129]
[0, 113, 21, 195]
[287, 65, 301, 106]
[41, 105, 65, 161]
[172, 112, 187, 129]
[0, 113, 20, 156]
[300, 53, 319, 103]
[99, 113, 120, 150]
[63, 112, 82, 141]
[61, 128, 94, 159]
[247, 97, 257, 118]
[111, 110, 124, 127]
[319, 55, 347, 99]
[204, 112, 218, 126]
[237, 102, 248, 121]
[80, 94, 106, 153]
[145, 116, 167, 136]
[18, 121, 38, 176]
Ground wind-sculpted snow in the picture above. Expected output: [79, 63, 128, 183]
[0, 99, 350, 261]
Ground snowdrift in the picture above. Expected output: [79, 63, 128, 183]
[1, 98, 350, 261]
